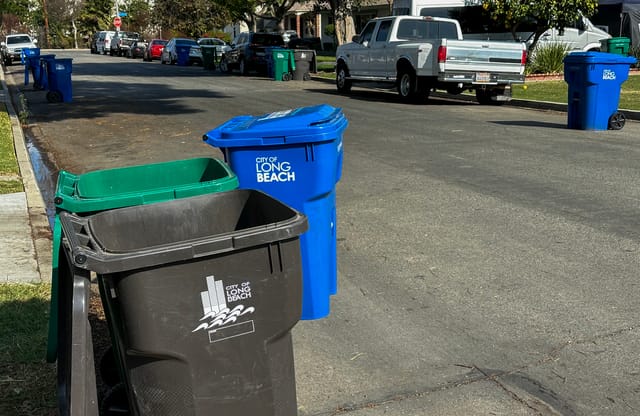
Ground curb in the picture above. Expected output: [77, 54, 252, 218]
[1, 68, 52, 283]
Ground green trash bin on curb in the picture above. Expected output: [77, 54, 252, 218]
[59, 190, 308, 416]
[600, 37, 631, 55]
[201, 45, 217, 70]
[48, 157, 238, 416]
[272, 49, 295, 81]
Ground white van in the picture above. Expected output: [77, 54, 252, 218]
[96, 31, 116, 55]
[392, 0, 611, 52]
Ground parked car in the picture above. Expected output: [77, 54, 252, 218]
[219, 32, 284, 75]
[96, 31, 116, 55]
[110, 31, 140, 56]
[197, 37, 229, 57]
[143, 39, 167, 61]
[127, 41, 147, 59]
[1, 34, 37, 66]
[160, 38, 203, 65]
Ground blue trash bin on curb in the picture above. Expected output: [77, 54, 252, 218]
[564, 52, 637, 130]
[23, 48, 40, 86]
[37, 54, 56, 90]
[203, 104, 348, 320]
[44, 57, 72, 103]
[176, 45, 190, 66]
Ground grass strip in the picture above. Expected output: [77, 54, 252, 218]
[0, 283, 56, 416]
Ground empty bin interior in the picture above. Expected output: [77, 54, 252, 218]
[86, 190, 297, 252]
[76, 158, 232, 198]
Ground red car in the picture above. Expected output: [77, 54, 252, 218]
[143, 39, 167, 61]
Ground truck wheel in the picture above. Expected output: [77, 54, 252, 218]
[608, 112, 626, 130]
[398, 69, 426, 103]
[336, 65, 352, 93]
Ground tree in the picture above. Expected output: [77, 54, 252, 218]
[253, 0, 299, 31]
[153, 0, 228, 38]
[480, 0, 598, 55]
[214, 0, 258, 31]
[1, 0, 34, 35]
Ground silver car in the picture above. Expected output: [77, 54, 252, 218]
[160, 38, 203, 65]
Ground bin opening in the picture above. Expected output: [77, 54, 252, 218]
[75, 158, 233, 198]
[85, 190, 299, 252]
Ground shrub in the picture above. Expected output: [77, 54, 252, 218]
[526, 43, 570, 75]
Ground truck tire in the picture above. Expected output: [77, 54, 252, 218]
[336, 64, 352, 93]
[398, 69, 428, 103]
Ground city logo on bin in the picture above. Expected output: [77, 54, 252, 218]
[603, 69, 616, 80]
[256, 156, 296, 183]
[192, 275, 256, 343]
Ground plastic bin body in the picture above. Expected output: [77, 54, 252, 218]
[23, 48, 40, 86]
[563, 52, 637, 130]
[36, 54, 56, 90]
[292, 49, 315, 81]
[272, 49, 295, 81]
[48, 157, 238, 361]
[600, 37, 631, 55]
[200, 45, 216, 70]
[45, 58, 73, 102]
[176, 45, 191, 66]
[203, 104, 348, 320]
[59, 190, 308, 416]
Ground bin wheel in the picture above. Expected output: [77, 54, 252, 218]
[46, 90, 63, 103]
[100, 383, 130, 416]
[303, 72, 311, 81]
[282, 72, 291, 81]
[608, 112, 626, 130]
[99, 346, 121, 387]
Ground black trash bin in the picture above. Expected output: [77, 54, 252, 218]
[292, 49, 315, 81]
[59, 190, 307, 416]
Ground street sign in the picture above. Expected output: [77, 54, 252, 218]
[113, 16, 122, 28]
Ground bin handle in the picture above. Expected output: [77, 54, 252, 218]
[309, 107, 343, 127]
[54, 170, 80, 206]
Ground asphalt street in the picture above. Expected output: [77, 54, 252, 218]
[5, 49, 640, 416]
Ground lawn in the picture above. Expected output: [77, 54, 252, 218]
[0, 103, 23, 194]
[0, 283, 57, 416]
[513, 72, 640, 110]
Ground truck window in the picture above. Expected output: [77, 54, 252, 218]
[397, 20, 427, 39]
[376, 20, 392, 42]
[359, 21, 377, 44]
[437, 22, 458, 39]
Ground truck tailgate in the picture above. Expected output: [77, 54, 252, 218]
[440, 39, 526, 77]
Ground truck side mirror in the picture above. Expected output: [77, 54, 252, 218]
[352, 35, 360, 43]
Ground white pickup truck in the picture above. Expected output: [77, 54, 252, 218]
[335, 15, 527, 104]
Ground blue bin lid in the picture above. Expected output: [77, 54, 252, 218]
[203, 104, 348, 147]
[564, 51, 637, 65]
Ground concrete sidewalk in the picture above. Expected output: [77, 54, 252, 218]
[1, 70, 52, 284]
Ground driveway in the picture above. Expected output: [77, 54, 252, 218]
[6, 49, 640, 415]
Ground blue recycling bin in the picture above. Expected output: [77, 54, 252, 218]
[176, 45, 190, 66]
[23, 48, 40, 86]
[44, 58, 73, 103]
[564, 52, 637, 130]
[203, 104, 348, 320]
[37, 54, 57, 91]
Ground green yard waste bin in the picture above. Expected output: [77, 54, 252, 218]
[201, 45, 217, 70]
[600, 37, 631, 55]
[59, 190, 308, 416]
[48, 157, 238, 416]
[272, 49, 295, 81]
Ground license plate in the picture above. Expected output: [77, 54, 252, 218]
[476, 72, 491, 82]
